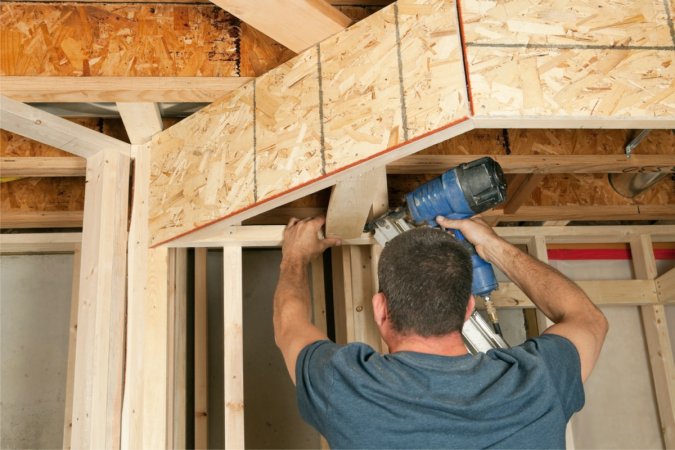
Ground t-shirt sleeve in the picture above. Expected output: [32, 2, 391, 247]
[295, 340, 341, 431]
[529, 334, 585, 419]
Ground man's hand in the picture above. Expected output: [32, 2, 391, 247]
[435, 216, 504, 263]
[281, 217, 341, 266]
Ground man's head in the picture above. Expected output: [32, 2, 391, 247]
[376, 227, 473, 337]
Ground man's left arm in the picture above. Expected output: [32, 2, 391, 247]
[274, 217, 341, 384]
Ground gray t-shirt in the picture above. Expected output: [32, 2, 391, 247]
[296, 334, 584, 449]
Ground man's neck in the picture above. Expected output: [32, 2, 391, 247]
[387, 331, 469, 357]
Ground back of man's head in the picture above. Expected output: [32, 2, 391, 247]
[378, 227, 473, 337]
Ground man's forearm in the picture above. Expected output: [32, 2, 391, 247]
[274, 261, 312, 336]
[485, 240, 601, 325]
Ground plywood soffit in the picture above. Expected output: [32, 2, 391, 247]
[148, 0, 675, 246]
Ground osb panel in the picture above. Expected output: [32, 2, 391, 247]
[467, 47, 675, 118]
[149, 82, 255, 245]
[255, 49, 323, 201]
[0, 118, 101, 156]
[419, 129, 507, 155]
[398, 0, 469, 137]
[321, 3, 403, 172]
[0, 3, 239, 76]
[528, 174, 675, 206]
[462, 0, 673, 47]
[1, 177, 84, 211]
[238, 7, 380, 77]
[462, 0, 675, 119]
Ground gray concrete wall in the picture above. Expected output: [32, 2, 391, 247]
[1, 254, 73, 449]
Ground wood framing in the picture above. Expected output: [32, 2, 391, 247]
[656, 267, 675, 304]
[223, 245, 245, 449]
[630, 235, 675, 447]
[70, 148, 130, 449]
[212, 0, 351, 53]
[0, 96, 130, 158]
[326, 169, 383, 238]
[62, 245, 81, 450]
[194, 248, 209, 449]
[0, 156, 85, 177]
[0, 76, 253, 103]
[117, 103, 164, 146]
[0, 232, 81, 253]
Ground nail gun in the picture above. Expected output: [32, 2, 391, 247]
[367, 157, 509, 353]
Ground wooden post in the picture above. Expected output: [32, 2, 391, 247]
[70, 149, 130, 449]
[223, 246, 245, 449]
[62, 245, 81, 449]
[630, 235, 675, 447]
[194, 248, 209, 449]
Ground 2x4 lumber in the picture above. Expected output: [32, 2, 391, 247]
[223, 245, 245, 449]
[176, 224, 675, 248]
[118, 103, 164, 145]
[386, 154, 675, 175]
[462, 0, 675, 127]
[0, 232, 81, 254]
[194, 248, 209, 449]
[70, 148, 130, 449]
[481, 205, 675, 223]
[149, 0, 470, 246]
[656, 267, 675, 304]
[488, 280, 659, 309]
[0, 211, 83, 229]
[63, 246, 81, 450]
[0, 96, 130, 158]
[630, 235, 675, 448]
[311, 255, 328, 333]
[0, 77, 253, 103]
[0, 156, 85, 177]
[212, 0, 351, 53]
[326, 169, 382, 238]
[503, 174, 545, 214]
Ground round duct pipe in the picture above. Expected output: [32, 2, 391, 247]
[608, 172, 669, 198]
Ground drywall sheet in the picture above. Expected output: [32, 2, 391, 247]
[462, 0, 675, 121]
[149, 0, 469, 246]
[0, 254, 73, 449]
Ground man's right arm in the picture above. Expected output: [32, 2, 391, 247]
[437, 217, 608, 382]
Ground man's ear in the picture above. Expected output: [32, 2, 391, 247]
[372, 292, 388, 327]
[465, 295, 476, 322]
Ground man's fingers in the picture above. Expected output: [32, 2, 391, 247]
[321, 237, 341, 250]
[287, 217, 300, 227]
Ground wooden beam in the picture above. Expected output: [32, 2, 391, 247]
[310, 255, 328, 334]
[656, 267, 675, 304]
[70, 148, 130, 449]
[117, 103, 164, 145]
[1, 76, 253, 103]
[149, 0, 470, 246]
[0, 211, 83, 229]
[630, 235, 675, 447]
[0, 232, 81, 253]
[223, 245, 245, 449]
[503, 174, 545, 214]
[482, 205, 675, 222]
[0, 156, 85, 177]
[194, 248, 209, 450]
[0, 96, 130, 158]
[488, 279, 659, 308]
[62, 245, 81, 450]
[211, 0, 351, 53]
[387, 154, 675, 175]
[326, 169, 382, 239]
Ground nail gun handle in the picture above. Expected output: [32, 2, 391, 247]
[450, 229, 499, 298]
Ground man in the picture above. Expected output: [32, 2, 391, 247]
[274, 216, 608, 448]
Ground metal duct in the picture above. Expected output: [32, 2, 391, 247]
[608, 172, 669, 198]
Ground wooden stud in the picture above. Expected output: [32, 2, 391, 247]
[0, 156, 86, 177]
[223, 245, 245, 449]
[656, 267, 675, 304]
[70, 149, 130, 449]
[503, 174, 545, 214]
[212, 0, 351, 53]
[310, 255, 328, 334]
[0, 232, 81, 254]
[62, 245, 81, 450]
[194, 248, 209, 450]
[0, 211, 84, 229]
[0, 96, 130, 158]
[630, 235, 675, 448]
[326, 169, 382, 239]
[481, 205, 675, 222]
[117, 103, 164, 145]
[1, 76, 253, 103]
